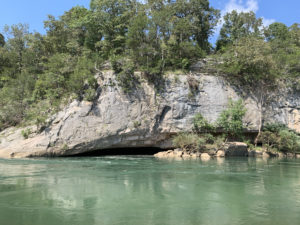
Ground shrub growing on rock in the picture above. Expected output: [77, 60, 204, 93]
[172, 133, 205, 152]
[217, 99, 246, 140]
[193, 113, 215, 133]
[259, 123, 300, 153]
[115, 61, 140, 94]
[21, 128, 32, 139]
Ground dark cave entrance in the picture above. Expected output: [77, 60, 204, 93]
[72, 147, 163, 157]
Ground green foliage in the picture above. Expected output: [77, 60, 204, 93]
[264, 22, 290, 42]
[172, 132, 226, 152]
[62, 143, 69, 150]
[25, 100, 54, 131]
[191, 100, 246, 145]
[68, 55, 98, 100]
[215, 135, 226, 148]
[114, 59, 140, 93]
[172, 133, 205, 151]
[84, 88, 97, 102]
[216, 10, 263, 51]
[90, 0, 134, 58]
[0, 23, 98, 129]
[0, 33, 4, 47]
[193, 113, 215, 133]
[202, 133, 214, 144]
[265, 23, 300, 78]
[218, 20, 300, 84]
[220, 36, 278, 85]
[263, 123, 287, 133]
[217, 99, 246, 139]
[123, 0, 219, 74]
[0, 2, 298, 135]
[0, 1, 221, 130]
[260, 123, 300, 153]
[21, 128, 31, 139]
[278, 130, 300, 153]
[133, 121, 141, 128]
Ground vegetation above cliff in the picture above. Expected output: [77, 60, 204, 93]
[0, 0, 299, 131]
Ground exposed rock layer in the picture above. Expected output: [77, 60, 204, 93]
[1, 71, 299, 158]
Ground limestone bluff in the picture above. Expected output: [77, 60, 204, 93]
[0, 68, 300, 158]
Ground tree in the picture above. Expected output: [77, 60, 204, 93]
[44, 6, 98, 55]
[126, 0, 219, 74]
[220, 36, 278, 144]
[216, 10, 262, 51]
[289, 23, 300, 47]
[90, 0, 135, 58]
[221, 36, 277, 84]
[264, 22, 290, 42]
[4, 24, 29, 74]
[287, 24, 300, 76]
[33, 53, 75, 101]
[187, 0, 220, 52]
[0, 33, 4, 47]
[193, 113, 215, 133]
[264, 22, 300, 77]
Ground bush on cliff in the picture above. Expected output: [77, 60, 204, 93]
[173, 133, 205, 152]
[174, 99, 246, 152]
[259, 124, 300, 153]
[217, 99, 246, 140]
[193, 113, 215, 133]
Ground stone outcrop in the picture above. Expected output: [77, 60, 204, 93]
[224, 142, 248, 157]
[1, 69, 300, 158]
[216, 150, 225, 157]
[248, 150, 263, 158]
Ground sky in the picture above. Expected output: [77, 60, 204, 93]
[0, 0, 299, 43]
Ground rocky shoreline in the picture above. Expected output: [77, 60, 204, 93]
[154, 142, 300, 160]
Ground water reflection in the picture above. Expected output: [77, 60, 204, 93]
[0, 157, 300, 225]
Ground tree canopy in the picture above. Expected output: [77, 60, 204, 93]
[0, 33, 4, 47]
[0, 0, 299, 132]
[216, 10, 262, 51]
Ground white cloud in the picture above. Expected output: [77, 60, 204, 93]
[223, 0, 258, 14]
[261, 17, 276, 27]
[217, 0, 275, 30]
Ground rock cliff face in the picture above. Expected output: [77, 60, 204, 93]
[0, 70, 299, 158]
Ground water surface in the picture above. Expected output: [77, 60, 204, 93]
[1, 156, 300, 225]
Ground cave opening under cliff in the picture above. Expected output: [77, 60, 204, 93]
[71, 147, 163, 157]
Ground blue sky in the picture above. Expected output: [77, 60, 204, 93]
[0, 0, 299, 42]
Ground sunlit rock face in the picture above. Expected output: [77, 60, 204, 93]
[0, 70, 299, 158]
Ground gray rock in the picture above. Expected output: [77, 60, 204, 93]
[262, 151, 278, 158]
[201, 153, 211, 161]
[154, 151, 168, 158]
[262, 152, 271, 158]
[190, 152, 201, 158]
[1, 71, 300, 158]
[216, 150, 225, 157]
[278, 152, 287, 158]
[248, 150, 263, 158]
[286, 152, 296, 158]
[224, 142, 248, 157]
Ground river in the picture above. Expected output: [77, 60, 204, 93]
[1, 156, 300, 225]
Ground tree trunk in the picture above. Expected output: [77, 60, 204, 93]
[254, 84, 264, 146]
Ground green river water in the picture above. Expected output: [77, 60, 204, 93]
[0, 156, 300, 225]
